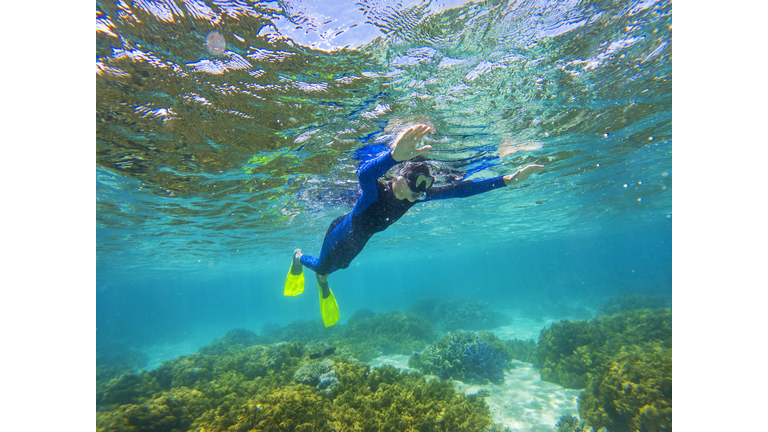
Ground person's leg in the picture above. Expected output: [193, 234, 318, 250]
[316, 273, 330, 299]
[293, 213, 349, 275]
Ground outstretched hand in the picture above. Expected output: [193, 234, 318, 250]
[504, 164, 544, 185]
[391, 124, 434, 162]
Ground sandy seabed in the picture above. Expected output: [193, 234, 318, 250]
[370, 353, 580, 432]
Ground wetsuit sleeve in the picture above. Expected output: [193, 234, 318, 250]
[353, 150, 398, 214]
[424, 176, 507, 201]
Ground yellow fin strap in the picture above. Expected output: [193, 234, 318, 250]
[318, 283, 340, 328]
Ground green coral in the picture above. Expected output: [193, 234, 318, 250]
[330, 363, 494, 431]
[503, 338, 538, 364]
[96, 344, 150, 405]
[97, 332, 498, 432]
[554, 415, 588, 432]
[97, 387, 211, 432]
[199, 328, 262, 355]
[332, 310, 437, 362]
[261, 319, 340, 344]
[535, 308, 672, 432]
[243, 310, 437, 363]
[97, 341, 305, 412]
[410, 297, 511, 331]
[536, 308, 671, 389]
[293, 358, 336, 386]
[597, 293, 672, 316]
[537, 319, 594, 389]
[578, 341, 672, 432]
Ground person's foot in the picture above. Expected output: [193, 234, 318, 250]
[291, 249, 303, 275]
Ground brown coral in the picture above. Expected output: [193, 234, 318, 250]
[578, 341, 672, 432]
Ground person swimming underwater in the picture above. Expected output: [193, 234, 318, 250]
[283, 124, 544, 327]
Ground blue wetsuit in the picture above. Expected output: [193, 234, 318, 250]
[300, 150, 508, 275]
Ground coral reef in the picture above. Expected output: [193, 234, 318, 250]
[409, 330, 509, 384]
[315, 370, 339, 395]
[97, 344, 149, 371]
[199, 328, 262, 355]
[346, 307, 376, 323]
[578, 341, 672, 432]
[97, 387, 212, 432]
[504, 338, 538, 364]
[293, 358, 335, 387]
[597, 293, 672, 316]
[97, 332, 499, 432]
[463, 340, 508, 383]
[96, 344, 149, 405]
[261, 318, 339, 344]
[555, 415, 589, 432]
[536, 308, 672, 432]
[332, 310, 438, 362]
[536, 319, 594, 389]
[329, 363, 494, 431]
[410, 297, 511, 331]
[536, 307, 671, 389]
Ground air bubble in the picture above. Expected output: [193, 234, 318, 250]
[206, 31, 226, 56]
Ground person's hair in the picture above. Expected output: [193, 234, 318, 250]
[399, 162, 435, 192]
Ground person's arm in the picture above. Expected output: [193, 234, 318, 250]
[425, 164, 543, 201]
[354, 124, 435, 212]
[354, 150, 399, 214]
[503, 164, 543, 185]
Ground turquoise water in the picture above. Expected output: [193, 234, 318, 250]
[96, 0, 671, 429]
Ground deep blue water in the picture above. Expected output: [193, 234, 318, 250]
[97, 217, 670, 352]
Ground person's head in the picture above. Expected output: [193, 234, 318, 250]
[393, 162, 435, 202]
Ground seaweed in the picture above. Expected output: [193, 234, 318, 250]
[504, 338, 538, 364]
[261, 319, 339, 344]
[536, 307, 671, 389]
[578, 341, 672, 432]
[535, 308, 672, 432]
[554, 415, 588, 432]
[332, 310, 438, 362]
[96, 344, 150, 405]
[330, 363, 494, 432]
[97, 333, 499, 432]
[97, 387, 212, 432]
[597, 293, 672, 316]
[293, 358, 336, 387]
[198, 328, 262, 355]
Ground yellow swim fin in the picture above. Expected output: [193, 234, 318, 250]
[318, 280, 340, 328]
[283, 259, 305, 296]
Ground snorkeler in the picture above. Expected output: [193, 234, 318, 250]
[284, 124, 543, 327]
